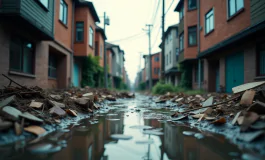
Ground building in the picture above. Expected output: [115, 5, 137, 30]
[95, 26, 107, 67]
[73, 0, 100, 87]
[0, 0, 73, 89]
[143, 52, 161, 89]
[163, 24, 181, 86]
[174, 0, 265, 93]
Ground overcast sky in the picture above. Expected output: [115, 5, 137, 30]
[89, 0, 180, 84]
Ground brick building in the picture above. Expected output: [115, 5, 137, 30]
[174, 0, 265, 92]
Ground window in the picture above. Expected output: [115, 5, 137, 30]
[9, 38, 34, 74]
[188, 26, 197, 46]
[59, 0, 68, 25]
[188, 0, 197, 10]
[155, 56, 159, 62]
[100, 45, 103, 57]
[180, 32, 184, 51]
[228, 0, 244, 17]
[89, 27, 94, 47]
[166, 55, 168, 65]
[158, 68, 160, 75]
[169, 33, 172, 42]
[176, 30, 178, 38]
[48, 54, 57, 78]
[179, 5, 184, 20]
[154, 68, 157, 74]
[39, 0, 49, 8]
[205, 9, 214, 34]
[176, 48, 179, 62]
[258, 43, 265, 76]
[169, 51, 172, 64]
[76, 22, 84, 42]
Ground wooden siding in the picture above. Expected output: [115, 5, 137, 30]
[251, 0, 265, 25]
[0, 0, 20, 13]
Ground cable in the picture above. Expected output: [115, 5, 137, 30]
[151, 0, 161, 26]
[165, 0, 174, 15]
[109, 32, 145, 43]
[151, 26, 161, 48]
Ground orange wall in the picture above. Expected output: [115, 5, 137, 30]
[95, 31, 104, 67]
[54, 0, 73, 51]
[183, 0, 198, 59]
[200, 0, 251, 52]
[152, 53, 161, 79]
[74, 6, 96, 56]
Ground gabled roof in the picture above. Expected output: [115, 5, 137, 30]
[106, 42, 122, 54]
[165, 24, 178, 38]
[96, 26, 107, 40]
[174, 0, 184, 12]
[76, 0, 100, 23]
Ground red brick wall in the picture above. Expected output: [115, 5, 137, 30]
[74, 7, 96, 56]
[95, 31, 104, 67]
[183, 0, 198, 59]
[152, 53, 161, 79]
[54, 0, 73, 51]
[200, 0, 251, 52]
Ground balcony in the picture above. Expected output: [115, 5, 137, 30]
[0, 0, 54, 40]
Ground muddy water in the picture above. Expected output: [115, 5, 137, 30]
[0, 96, 263, 160]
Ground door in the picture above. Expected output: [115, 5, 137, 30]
[73, 62, 80, 87]
[225, 52, 244, 93]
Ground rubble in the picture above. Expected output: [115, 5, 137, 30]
[24, 126, 46, 136]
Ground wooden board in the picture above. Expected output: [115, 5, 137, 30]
[232, 81, 265, 94]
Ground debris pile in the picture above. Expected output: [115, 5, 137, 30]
[0, 74, 134, 136]
[155, 81, 265, 142]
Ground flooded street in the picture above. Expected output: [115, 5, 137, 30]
[0, 95, 264, 160]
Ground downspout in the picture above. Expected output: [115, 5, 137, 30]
[70, 0, 75, 87]
[197, 0, 201, 89]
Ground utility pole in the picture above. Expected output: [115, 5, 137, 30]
[161, 0, 165, 82]
[145, 24, 153, 90]
[103, 12, 110, 88]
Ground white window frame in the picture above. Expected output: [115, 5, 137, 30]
[59, 0, 68, 25]
[205, 8, 214, 35]
[227, 0, 244, 18]
[89, 27, 94, 47]
[39, 0, 49, 8]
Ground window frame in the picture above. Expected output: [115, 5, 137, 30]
[188, 26, 197, 47]
[48, 54, 57, 78]
[75, 21, 84, 42]
[227, 0, 244, 19]
[188, 0, 197, 11]
[179, 4, 184, 20]
[89, 26, 94, 47]
[59, 0, 68, 26]
[205, 8, 214, 35]
[35, 0, 49, 10]
[176, 48, 179, 62]
[179, 32, 184, 52]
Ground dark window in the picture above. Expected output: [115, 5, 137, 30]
[180, 32, 184, 51]
[9, 38, 34, 74]
[39, 0, 49, 8]
[228, 0, 244, 17]
[205, 9, 214, 34]
[176, 48, 179, 62]
[155, 56, 159, 62]
[154, 68, 156, 74]
[188, 0, 197, 10]
[48, 54, 57, 78]
[169, 51, 172, 64]
[180, 5, 184, 20]
[158, 68, 160, 75]
[188, 26, 197, 46]
[89, 27, 94, 47]
[258, 43, 265, 76]
[76, 22, 84, 42]
[60, 0, 68, 25]
[194, 61, 204, 82]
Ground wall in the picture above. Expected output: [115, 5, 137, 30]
[54, 0, 73, 51]
[200, 0, 251, 52]
[152, 53, 161, 80]
[107, 50, 112, 74]
[250, 0, 265, 25]
[165, 29, 178, 71]
[95, 32, 104, 67]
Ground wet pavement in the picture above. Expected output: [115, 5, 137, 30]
[0, 94, 265, 160]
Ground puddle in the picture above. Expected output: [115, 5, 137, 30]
[0, 97, 265, 160]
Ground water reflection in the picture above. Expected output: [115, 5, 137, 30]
[0, 103, 255, 160]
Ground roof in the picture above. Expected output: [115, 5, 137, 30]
[96, 26, 107, 40]
[143, 52, 161, 58]
[198, 20, 265, 58]
[165, 67, 180, 75]
[106, 42, 122, 54]
[76, 0, 100, 23]
[164, 24, 178, 38]
[174, 0, 183, 12]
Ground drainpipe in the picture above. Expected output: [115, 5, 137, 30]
[70, 0, 75, 87]
[197, 0, 201, 89]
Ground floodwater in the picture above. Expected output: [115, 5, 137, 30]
[0, 96, 263, 160]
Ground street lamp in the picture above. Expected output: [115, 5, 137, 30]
[104, 12, 110, 88]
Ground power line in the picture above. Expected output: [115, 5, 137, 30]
[109, 32, 145, 43]
[151, 26, 161, 48]
[165, 0, 174, 15]
[151, 0, 161, 26]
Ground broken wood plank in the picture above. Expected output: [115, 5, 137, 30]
[232, 81, 265, 94]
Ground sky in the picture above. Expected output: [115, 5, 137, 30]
[89, 0, 180, 84]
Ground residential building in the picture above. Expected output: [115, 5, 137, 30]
[143, 52, 161, 89]
[73, 0, 100, 87]
[174, 0, 265, 93]
[95, 26, 107, 67]
[0, 0, 73, 89]
[163, 24, 181, 85]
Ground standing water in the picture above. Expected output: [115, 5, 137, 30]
[0, 95, 263, 160]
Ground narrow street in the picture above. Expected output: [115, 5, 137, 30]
[0, 94, 264, 160]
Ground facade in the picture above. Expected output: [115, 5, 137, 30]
[95, 26, 107, 67]
[174, 0, 265, 93]
[73, 0, 100, 87]
[164, 24, 181, 86]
